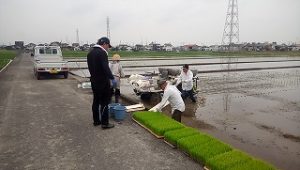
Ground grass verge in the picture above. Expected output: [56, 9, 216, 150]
[0, 50, 16, 70]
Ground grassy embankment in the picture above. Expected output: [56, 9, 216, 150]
[63, 50, 300, 58]
[0, 50, 16, 70]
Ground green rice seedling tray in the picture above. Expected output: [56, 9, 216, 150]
[164, 127, 199, 147]
[142, 116, 171, 127]
[132, 111, 162, 124]
[177, 133, 214, 153]
[132, 117, 164, 138]
[189, 139, 232, 164]
[226, 158, 277, 170]
[132, 111, 277, 170]
[205, 149, 252, 170]
[146, 119, 185, 136]
[132, 111, 185, 137]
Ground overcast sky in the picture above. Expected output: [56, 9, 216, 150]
[0, 0, 300, 46]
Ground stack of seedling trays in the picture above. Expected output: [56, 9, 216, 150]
[132, 111, 277, 170]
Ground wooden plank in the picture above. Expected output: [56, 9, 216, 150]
[204, 166, 210, 170]
[132, 117, 164, 139]
[126, 107, 145, 112]
[125, 103, 144, 110]
[164, 140, 176, 149]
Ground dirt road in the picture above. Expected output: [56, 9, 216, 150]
[0, 53, 201, 170]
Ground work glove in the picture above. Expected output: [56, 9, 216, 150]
[149, 107, 158, 112]
[111, 79, 117, 88]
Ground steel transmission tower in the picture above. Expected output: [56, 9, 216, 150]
[106, 17, 110, 40]
[222, 0, 239, 51]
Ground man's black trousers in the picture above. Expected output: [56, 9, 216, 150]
[91, 81, 111, 125]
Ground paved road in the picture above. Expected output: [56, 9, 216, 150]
[0, 53, 202, 170]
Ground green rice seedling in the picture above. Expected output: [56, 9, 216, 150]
[142, 115, 170, 127]
[206, 149, 252, 170]
[146, 118, 185, 136]
[177, 133, 214, 153]
[132, 111, 162, 123]
[133, 111, 170, 127]
[227, 158, 277, 170]
[189, 139, 232, 164]
[164, 127, 199, 146]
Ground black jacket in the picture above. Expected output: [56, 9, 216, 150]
[87, 45, 114, 88]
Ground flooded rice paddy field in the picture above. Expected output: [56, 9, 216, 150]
[120, 67, 300, 170]
[68, 57, 300, 75]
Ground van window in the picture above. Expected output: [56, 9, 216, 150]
[39, 49, 45, 54]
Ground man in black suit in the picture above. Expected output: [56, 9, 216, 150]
[87, 37, 116, 129]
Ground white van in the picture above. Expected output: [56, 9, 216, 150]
[32, 46, 69, 80]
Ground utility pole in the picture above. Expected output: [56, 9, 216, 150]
[222, 0, 239, 51]
[76, 28, 80, 45]
[107, 17, 110, 40]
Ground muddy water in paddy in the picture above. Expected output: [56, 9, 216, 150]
[120, 68, 300, 170]
[194, 69, 300, 170]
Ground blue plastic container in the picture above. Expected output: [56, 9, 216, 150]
[113, 105, 127, 121]
[108, 103, 120, 117]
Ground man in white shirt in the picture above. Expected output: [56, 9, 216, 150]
[176, 64, 196, 103]
[109, 54, 125, 103]
[149, 79, 185, 122]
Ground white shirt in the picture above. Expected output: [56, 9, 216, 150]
[156, 83, 185, 113]
[177, 69, 193, 91]
[109, 61, 125, 78]
[109, 61, 125, 88]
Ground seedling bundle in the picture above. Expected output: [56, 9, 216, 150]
[132, 111, 276, 170]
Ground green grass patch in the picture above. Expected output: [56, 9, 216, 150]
[189, 139, 232, 164]
[177, 133, 214, 152]
[206, 150, 252, 170]
[63, 50, 88, 58]
[164, 127, 199, 146]
[0, 50, 16, 70]
[63, 50, 300, 58]
[227, 158, 276, 170]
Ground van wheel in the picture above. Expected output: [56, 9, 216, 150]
[36, 72, 41, 80]
[64, 72, 68, 79]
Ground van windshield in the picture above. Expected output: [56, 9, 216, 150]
[39, 48, 58, 54]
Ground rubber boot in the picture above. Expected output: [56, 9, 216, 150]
[172, 110, 182, 122]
